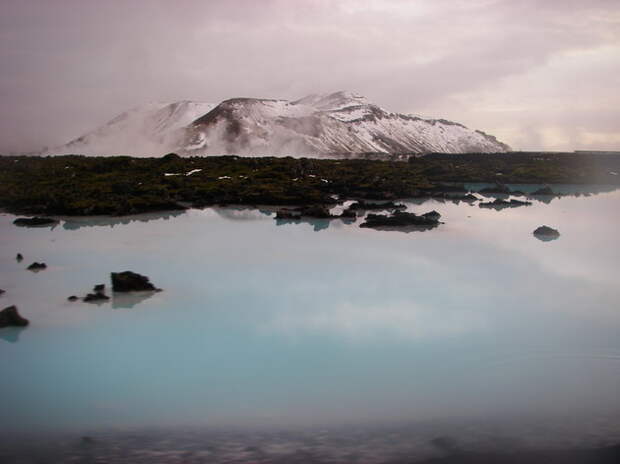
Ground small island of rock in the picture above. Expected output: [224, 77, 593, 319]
[0, 306, 29, 328]
[360, 211, 441, 229]
[13, 217, 58, 227]
[27, 262, 47, 271]
[533, 225, 561, 241]
[111, 271, 161, 292]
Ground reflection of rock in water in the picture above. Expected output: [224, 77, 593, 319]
[0, 326, 26, 343]
[275, 218, 330, 232]
[62, 210, 186, 230]
[112, 291, 158, 309]
[534, 234, 560, 242]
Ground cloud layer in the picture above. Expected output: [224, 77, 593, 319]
[0, 0, 618, 153]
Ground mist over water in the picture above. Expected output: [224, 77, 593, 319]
[1, 187, 620, 460]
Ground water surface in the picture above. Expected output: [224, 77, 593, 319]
[1, 188, 620, 461]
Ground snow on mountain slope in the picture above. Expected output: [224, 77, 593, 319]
[53, 101, 216, 156]
[183, 91, 509, 156]
[52, 91, 509, 157]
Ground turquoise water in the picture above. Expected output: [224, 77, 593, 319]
[1, 189, 620, 454]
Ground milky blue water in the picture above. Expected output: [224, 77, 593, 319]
[1, 187, 620, 461]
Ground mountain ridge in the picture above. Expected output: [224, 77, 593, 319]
[51, 91, 510, 157]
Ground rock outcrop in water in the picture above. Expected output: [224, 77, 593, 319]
[13, 217, 58, 227]
[111, 271, 160, 292]
[533, 225, 560, 241]
[83, 292, 110, 303]
[479, 198, 532, 209]
[347, 201, 406, 211]
[360, 210, 441, 229]
[27, 262, 47, 271]
[0, 306, 29, 328]
[16, 253, 23, 262]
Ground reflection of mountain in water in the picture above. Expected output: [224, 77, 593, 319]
[0, 326, 26, 343]
[211, 206, 273, 221]
[62, 210, 186, 230]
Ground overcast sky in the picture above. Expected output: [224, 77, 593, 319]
[1, 0, 618, 153]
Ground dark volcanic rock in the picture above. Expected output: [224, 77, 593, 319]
[478, 183, 511, 194]
[451, 193, 478, 202]
[93, 284, 105, 292]
[16, 253, 23, 262]
[27, 262, 47, 271]
[67, 295, 79, 302]
[429, 183, 468, 194]
[300, 205, 333, 218]
[533, 225, 560, 240]
[0, 305, 29, 328]
[532, 186, 555, 195]
[0, 289, 4, 296]
[479, 198, 532, 209]
[111, 271, 160, 292]
[83, 292, 110, 303]
[13, 217, 58, 227]
[339, 208, 357, 219]
[422, 210, 441, 220]
[360, 210, 441, 229]
[347, 200, 406, 211]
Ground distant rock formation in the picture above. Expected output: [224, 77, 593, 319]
[50, 91, 510, 157]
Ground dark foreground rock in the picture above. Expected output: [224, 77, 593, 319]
[67, 295, 79, 302]
[16, 253, 23, 262]
[111, 271, 160, 292]
[360, 211, 441, 229]
[533, 225, 561, 241]
[27, 262, 47, 271]
[0, 289, 4, 296]
[13, 216, 58, 227]
[93, 284, 105, 292]
[0, 305, 29, 328]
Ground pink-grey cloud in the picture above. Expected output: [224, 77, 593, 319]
[0, 0, 618, 153]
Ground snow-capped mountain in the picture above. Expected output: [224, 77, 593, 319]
[52, 91, 510, 156]
[54, 100, 216, 156]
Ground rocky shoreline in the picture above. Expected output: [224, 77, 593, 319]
[1, 153, 619, 217]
